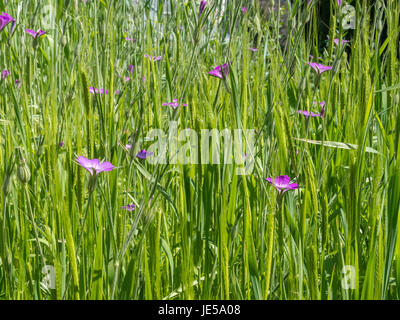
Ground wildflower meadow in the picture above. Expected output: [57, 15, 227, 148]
[1, 0, 400, 301]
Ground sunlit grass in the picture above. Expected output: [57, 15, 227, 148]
[0, 0, 400, 300]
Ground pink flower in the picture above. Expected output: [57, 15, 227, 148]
[1, 69, 10, 79]
[89, 87, 109, 94]
[162, 99, 188, 109]
[314, 101, 325, 117]
[25, 29, 46, 39]
[76, 156, 115, 175]
[144, 54, 162, 62]
[208, 62, 231, 79]
[199, 1, 207, 18]
[298, 101, 325, 118]
[136, 149, 153, 159]
[306, 62, 332, 74]
[333, 38, 349, 46]
[122, 203, 135, 211]
[266, 175, 298, 194]
[296, 110, 322, 118]
[0, 12, 16, 33]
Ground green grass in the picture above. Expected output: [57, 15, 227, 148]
[1, 0, 400, 300]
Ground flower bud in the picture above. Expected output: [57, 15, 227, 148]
[377, 20, 383, 32]
[61, 35, 67, 47]
[2, 172, 12, 196]
[16, 148, 30, 184]
[87, 174, 97, 194]
[17, 162, 31, 184]
[199, 1, 207, 19]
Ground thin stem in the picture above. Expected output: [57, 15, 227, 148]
[62, 189, 93, 298]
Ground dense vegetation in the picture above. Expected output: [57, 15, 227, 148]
[1, 0, 400, 300]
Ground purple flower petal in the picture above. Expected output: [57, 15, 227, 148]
[0, 12, 16, 33]
[313, 101, 326, 117]
[266, 175, 298, 193]
[313, 101, 326, 107]
[25, 29, 46, 39]
[76, 156, 114, 175]
[136, 149, 154, 159]
[275, 175, 290, 187]
[25, 29, 36, 37]
[208, 65, 223, 79]
[96, 161, 115, 173]
[288, 183, 298, 190]
[297, 109, 321, 118]
[333, 38, 350, 46]
[145, 54, 162, 62]
[122, 203, 135, 211]
[37, 30, 46, 38]
[199, 1, 207, 18]
[162, 99, 187, 109]
[1, 69, 10, 80]
[208, 62, 230, 79]
[297, 110, 311, 117]
[153, 56, 162, 62]
[76, 156, 96, 175]
[307, 62, 332, 74]
[125, 37, 137, 42]
[89, 87, 108, 94]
